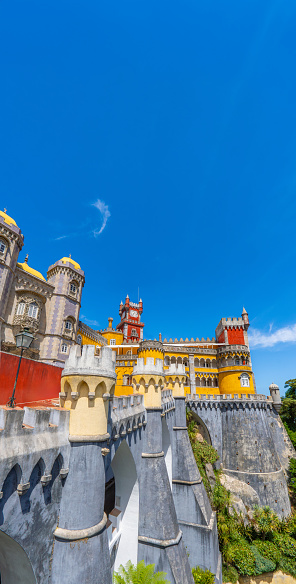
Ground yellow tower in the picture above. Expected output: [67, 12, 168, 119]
[59, 344, 116, 439]
[132, 340, 165, 408]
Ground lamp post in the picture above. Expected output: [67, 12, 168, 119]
[7, 328, 34, 408]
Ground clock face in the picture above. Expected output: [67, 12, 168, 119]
[130, 309, 138, 317]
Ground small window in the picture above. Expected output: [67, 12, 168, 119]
[110, 339, 116, 346]
[206, 362, 210, 368]
[70, 283, 77, 293]
[17, 302, 25, 316]
[61, 344, 68, 354]
[28, 302, 38, 319]
[235, 358, 240, 366]
[77, 334, 82, 345]
[65, 320, 72, 331]
[240, 373, 250, 388]
[0, 241, 7, 254]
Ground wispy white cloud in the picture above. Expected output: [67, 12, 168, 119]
[249, 323, 296, 348]
[92, 198, 111, 237]
[80, 314, 100, 327]
[54, 235, 68, 241]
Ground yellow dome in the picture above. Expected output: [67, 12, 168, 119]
[60, 256, 81, 270]
[0, 209, 17, 227]
[17, 262, 46, 282]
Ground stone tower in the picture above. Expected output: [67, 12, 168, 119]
[40, 256, 85, 363]
[132, 340, 194, 584]
[51, 344, 116, 584]
[0, 210, 23, 343]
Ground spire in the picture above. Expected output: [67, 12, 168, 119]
[24, 254, 29, 264]
[242, 307, 249, 329]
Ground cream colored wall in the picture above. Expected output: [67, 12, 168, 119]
[60, 374, 115, 437]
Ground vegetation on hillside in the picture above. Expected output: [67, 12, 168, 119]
[113, 561, 214, 584]
[187, 408, 296, 583]
[280, 379, 296, 502]
[113, 560, 169, 584]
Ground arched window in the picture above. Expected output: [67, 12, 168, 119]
[64, 317, 75, 335]
[240, 373, 250, 388]
[0, 238, 8, 257]
[235, 358, 240, 366]
[61, 343, 68, 354]
[77, 334, 82, 345]
[28, 302, 38, 319]
[69, 281, 78, 296]
[16, 301, 25, 316]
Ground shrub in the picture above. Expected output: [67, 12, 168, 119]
[192, 566, 215, 584]
[250, 545, 276, 574]
[113, 560, 169, 584]
[187, 412, 219, 496]
[289, 458, 296, 497]
[273, 533, 296, 558]
[222, 564, 238, 584]
[278, 557, 296, 578]
[249, 506, 280, 540]
[252, 540, 281, 566]
[225, 541, 256, 576]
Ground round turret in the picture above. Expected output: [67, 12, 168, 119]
[269, 382, 281, 412]
[132, 340, 165, 408]
[60, 344, 116, 438]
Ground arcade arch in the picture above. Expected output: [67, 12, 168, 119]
[111, 440, 139, 572]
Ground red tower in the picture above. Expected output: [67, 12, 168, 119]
[116, 295, 144, 342]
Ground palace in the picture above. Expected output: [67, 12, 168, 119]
[0, 208, 255, 397]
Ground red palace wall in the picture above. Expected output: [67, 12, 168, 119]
[0, 351, 62, 407]
[218, 331, 225, 344]
[227, 328, 245, 345]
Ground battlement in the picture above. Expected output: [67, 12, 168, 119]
[109, 394, 146, 439]
[161, 389, 175, 415]
[187, 393, 274, 410]
[62, 344, 117, 379]
[217, 344, 249, 354]
[165, 363, 186, 376]
[0, 406, 70, 490]
[0, 406, 69, 437]
[133, 356, 164, 377]
[163, 337, 215, 344]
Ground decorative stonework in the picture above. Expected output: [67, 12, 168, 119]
[13, 294, 43, 333]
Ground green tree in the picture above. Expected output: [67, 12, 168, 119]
[113, 561, 169, 584]
[284, 379, 296, 400]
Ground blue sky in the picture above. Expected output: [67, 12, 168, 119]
[1, 0, 296, 395]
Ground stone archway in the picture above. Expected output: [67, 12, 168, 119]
[111, 440, 139, 572]
[190, 410, 212, 445]
[0, 530, 36, 583]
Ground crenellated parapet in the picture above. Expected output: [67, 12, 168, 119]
[132, 340, 165, 409]
[187, 393, 273, 410]
[109, 394, 146, 440]
[164, 362, 186, 397]
[0, 405, 70, 497]
[161, 389, 175, 416]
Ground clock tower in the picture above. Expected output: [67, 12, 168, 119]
[116, 294, 144, 342]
